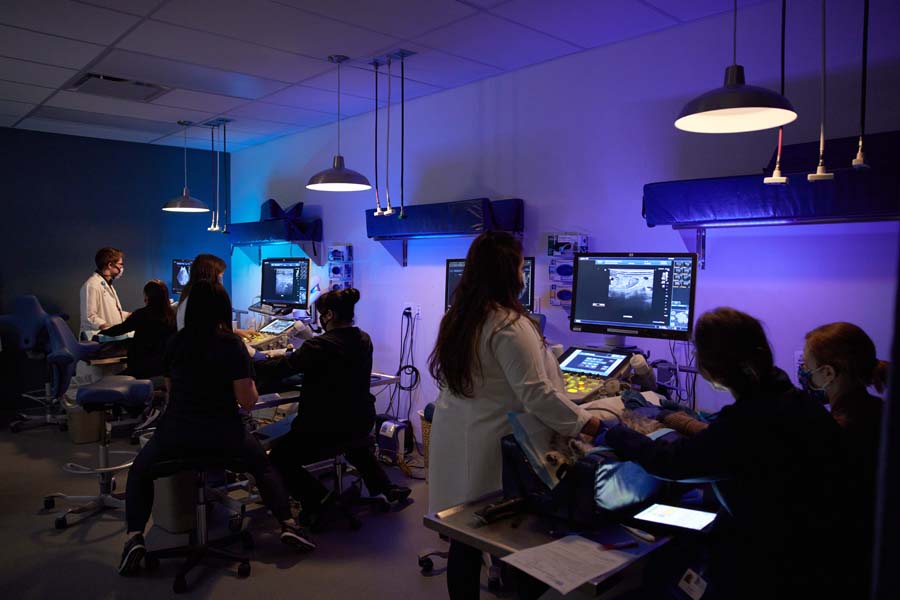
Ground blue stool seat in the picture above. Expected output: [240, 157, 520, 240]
[77, 376, 153, 412]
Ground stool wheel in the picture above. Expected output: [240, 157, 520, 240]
[418, 556, 434, 573]
[145, 555, 160, 570]
[241, 531, 254, 550]
[44, 496, 55, 510]
[173, 575, 188, 594]
[237, 561, 251, 578]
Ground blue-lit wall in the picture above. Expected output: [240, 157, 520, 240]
[0, 127, 232, 329]
[231, 0, 900, 415]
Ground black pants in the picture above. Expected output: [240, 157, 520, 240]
[268, 428, 392, 510]
[125, 418, 292, 533]
[448, 540, 483, 600]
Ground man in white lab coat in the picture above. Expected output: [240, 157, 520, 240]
[79, 247, 129, 340]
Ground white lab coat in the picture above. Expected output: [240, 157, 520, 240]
[79, 272, 126, 340]
[428, 310, 591, 513]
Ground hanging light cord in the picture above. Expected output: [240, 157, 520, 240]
[774, 0, 786, 174]
[732, 0, 737, 65]
[222, 122, 228, 231]
[859, 0, 869, 155]
[384, 58, 393, 214]
[374, 62, 382, 214]
[817, 0, 826, 168]
[337, 60, 342, 156]
[182, 126, 188, 188]
[399, 54, 405, 219]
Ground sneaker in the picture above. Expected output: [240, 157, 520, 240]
[382, 485, 412, 504]
[280, 524, 316, 552]
[117, 533, 146, 576]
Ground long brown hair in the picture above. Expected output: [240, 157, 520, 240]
[178, 253, 226, 307]
[806, 322, 889, 392]
[428, 231, 536, 397]
[143, 279, 175, 328]
[693, 307, 774, 399]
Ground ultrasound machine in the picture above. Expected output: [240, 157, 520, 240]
[244, 257, 312, 348]
[558, 252, 698, 402]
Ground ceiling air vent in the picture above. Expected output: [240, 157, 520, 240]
[67, 73, 169, 102]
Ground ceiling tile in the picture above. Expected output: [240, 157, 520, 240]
[491, 0, 677, 49]
[642, 0, 770, 23]
[119, 21, 331, 83]
[278, 0, 477, 40]
[17, 117, 161, 142]
[0, 114, 18, 126]
[170, 126, 271, 145]
[380, 43, 503, 87]
[414, 13, 579, 70]
[0, 57, 78, 88]
[78, 0, 163, 17]
[226, 102, 334, 127]
[0, 99, 35, 118]
[94, 50, 290, 99]
[0, 0, 141, 45]
[265, 85, 377, 116]
[153, 0, 400, 61]
[0, 24, 104, 69]
[224, 117, 298, 135]
[47, 90, 214, 125]
[153, 135, 251, 152]
[301, 64, 441, 101]
[462, 0, 512, 7]
[0, 80, 54, 104]
[153, 89, 248, 114]
[32, 105, 181, 134]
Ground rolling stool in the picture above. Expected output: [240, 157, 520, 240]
[41, 316, 153, 528]
[144, 457, 254, 594]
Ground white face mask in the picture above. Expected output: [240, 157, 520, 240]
[709, 380, 730, 393]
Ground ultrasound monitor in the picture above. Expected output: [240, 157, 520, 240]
[171, 259, 192, 296]
[570, 253, 697, 342]
[445, 256, 535, 312]
[261, 257, 310, 309]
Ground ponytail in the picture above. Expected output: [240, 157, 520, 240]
[871, 359, 891, 393]
[315, 287, 361, 323]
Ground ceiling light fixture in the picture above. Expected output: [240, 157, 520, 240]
[162, 121, 209, 213]
[764, 0, 789, 185]
[852, 0, 870, 169]
[675, 0, 797, 134]
[208, 124, 220, 231]
[306, 55, 372, 192]
[808, 0, 834, 182]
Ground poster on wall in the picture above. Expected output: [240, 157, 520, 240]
[547, 233, 589, 257]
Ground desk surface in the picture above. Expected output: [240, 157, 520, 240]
[423, 492, 668, 595]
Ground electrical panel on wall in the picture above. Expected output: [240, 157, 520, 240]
[327, 244, 353, 292]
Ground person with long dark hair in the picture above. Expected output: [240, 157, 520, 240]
[427, 231, 600, 599]
[175, 253, 227, 331]
[601, 308, 853, 599]
[99, 279, 176, 380]
[263, 288, 411, 523]
[118, 280, 313, 576]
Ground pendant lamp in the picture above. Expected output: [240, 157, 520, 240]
[808, 0, 834, 182]
[163, 121, 210, 212]
[675, 0, 797, 133]
[306, 55, 372, 192]
[208, 124, 220, 231]
[372, 60, 384, 215]
[852, 0, 870, 168]
[382, 57, 394, 215]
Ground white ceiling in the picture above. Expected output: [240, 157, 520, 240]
[0, 0, 768, 152]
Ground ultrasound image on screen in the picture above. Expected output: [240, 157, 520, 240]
[261, 259, 309, 308]
[275, 269, 294, 296]
[608, 268, 654, 312]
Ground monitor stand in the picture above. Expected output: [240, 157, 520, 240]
[597, 335, 640, 354]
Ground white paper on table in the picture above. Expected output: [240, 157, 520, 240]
[500, 535, 631, 595]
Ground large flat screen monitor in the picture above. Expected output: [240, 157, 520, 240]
[445, 256, 535, 312]
[261, 257, 310, 309]
[171, 259, 192, 296]
[570, 252, 697, 341]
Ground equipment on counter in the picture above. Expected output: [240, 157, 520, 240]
[558, 347, 630, 398]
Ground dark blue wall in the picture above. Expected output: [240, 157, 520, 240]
[0, 126, 233, 327]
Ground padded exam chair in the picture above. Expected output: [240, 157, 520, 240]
[41, 316, 152, 529]
[0, 295, 66, 432]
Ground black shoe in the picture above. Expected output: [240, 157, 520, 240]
[280, 524, 316, 552]
[118, 533, 146, 576]
[382, 485, 412, 504]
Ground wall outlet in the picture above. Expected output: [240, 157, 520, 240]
[402, 302, 412, 314]
[414, 304, 422, 320]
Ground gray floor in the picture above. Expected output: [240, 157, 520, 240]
[0, 420, 455, 599]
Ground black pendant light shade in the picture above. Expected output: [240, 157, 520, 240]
[306, 55, 371, 192]
[163, 120, 210, 212]
[306, 154, 372, 191]
[675, 65, 797, 133]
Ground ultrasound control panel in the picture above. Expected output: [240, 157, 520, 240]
[557, 347, 630, 395]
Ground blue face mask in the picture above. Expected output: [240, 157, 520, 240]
[798, 365, 829, 403]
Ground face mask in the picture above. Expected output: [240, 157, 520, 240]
[798, 365, 831, 402]
[318, 314, 330, 331]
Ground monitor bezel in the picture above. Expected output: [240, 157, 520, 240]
[569, 252, 697, 341]
[444, 256, 535, 312]
[261, 257, 311, 310]
[171, 258, 193, 296]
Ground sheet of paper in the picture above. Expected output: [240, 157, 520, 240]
[501, 535, 631, 595]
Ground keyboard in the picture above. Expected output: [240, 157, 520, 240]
[563, 372, 604, 395]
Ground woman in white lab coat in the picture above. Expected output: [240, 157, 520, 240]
[427, 231, 600, 599]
